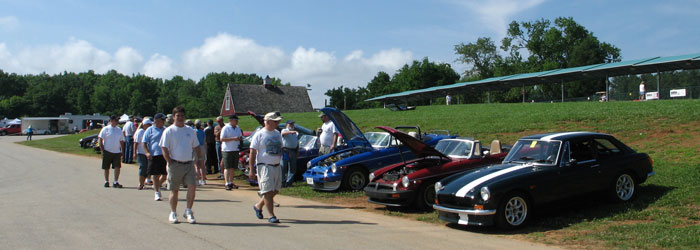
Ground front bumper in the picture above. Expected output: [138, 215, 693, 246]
[303, 168, 343, 191]
[364, 182, 415, 206]
[433, 204, 497, 226]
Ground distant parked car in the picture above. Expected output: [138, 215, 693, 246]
[433, 132, 655, 229]
[79, 134, 98, 148]
[0, 124, 22, 136]
[303, 107, 457, 191]
[365, 126, 509, 210]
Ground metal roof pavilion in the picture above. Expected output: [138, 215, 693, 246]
[366, 52, 700, 103]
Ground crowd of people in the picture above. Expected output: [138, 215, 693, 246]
[97, 106, 305, 224]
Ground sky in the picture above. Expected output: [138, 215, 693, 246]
[1, 0, 699, 108]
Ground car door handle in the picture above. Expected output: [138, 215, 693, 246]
[590, 164, 600, 168]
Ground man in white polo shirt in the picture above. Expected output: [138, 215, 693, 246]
[98, 115, 125, 188]
[159, 106, 202, 224]
[220, 114, 242, 190]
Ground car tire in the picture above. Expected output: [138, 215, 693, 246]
[342, 166, 368, 191]
[495, 191, 530, 229]
[609, 172, 637, 202]
[414, 180, 436, 211]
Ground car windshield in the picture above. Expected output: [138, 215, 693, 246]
[298, 135, 318, 149]
[434, 139, 472, 158]
[243, 126, 263, 144]
[365, 132, 390, 148]
[504, 140, 561, 165]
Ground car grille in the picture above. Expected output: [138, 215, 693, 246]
[382, 173, 400, 181]
[367, 182, 395, 191]
[437, 194, 474, 209]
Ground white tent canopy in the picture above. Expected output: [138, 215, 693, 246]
[119, 114, 130, 123]
[8, 118, 21, 125]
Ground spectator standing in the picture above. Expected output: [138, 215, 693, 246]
[134, 118, 153, 190]
[26, 125, 33, 141]
[281, 120, 299, 187]
[220, 114, 242, 190]
[446, 95, 452, 105]
[204, 119, 217, 174]
[213, 116, 225, 179]
[123, 116, 136, 164]
[144, 113, 168, 201]
[318, 113, 338, 155]
[98, 115, 125, 188]
[159, 106, 201, 224]
[639, 81, 646, 101]
[250, 112, 284, 223]
[194, 120, 207, 185]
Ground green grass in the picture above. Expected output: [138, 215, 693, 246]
[19, 99, 700, 249]
[17, 130, 100, 156]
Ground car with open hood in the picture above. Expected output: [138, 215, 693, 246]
[364, 126, 509, 210]
[302, 107, 457, 191]
[433, 132, 655, 229]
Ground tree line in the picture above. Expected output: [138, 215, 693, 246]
[325, 16, 699, 109]
[0, 70, 282, 118]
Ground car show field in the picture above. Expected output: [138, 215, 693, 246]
[17, 99, 700, 249]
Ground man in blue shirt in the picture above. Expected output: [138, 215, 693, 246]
[143, 113, 168, 201]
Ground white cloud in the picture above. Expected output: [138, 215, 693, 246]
[114, 47, 144, 74]
[0, 16, 19, 31]
[143, 53, 175, 79]
[450, 0, 546, 36]
[0, 33, 414, 108]
[182, 33, 285, 77]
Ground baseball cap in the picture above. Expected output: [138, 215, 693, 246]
[109, 115, 118, 121]
[142, 118, 154, 125]
[154, 113, 166, 120]
[185, 119, 193, 126]
[194, 119, 201, 126]
[286, 119, 295, 124]
[229, 114, 239, 120]
[264, 112, 283, 121]
[318, 113, 327, 118]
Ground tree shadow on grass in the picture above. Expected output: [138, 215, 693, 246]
[444, 184, 675, 235]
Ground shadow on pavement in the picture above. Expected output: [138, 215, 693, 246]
[197, 222, 289, 228]
[286, 205, 364, 210]
[279, 219, 376, 225]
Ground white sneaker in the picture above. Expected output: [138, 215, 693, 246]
[169, 212, 178, 224]
[184, 210, 196, 224]
[201, 180, 206, 185]
[154, 192, 162, 201]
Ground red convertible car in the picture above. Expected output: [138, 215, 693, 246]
[364, 126, 509, 210]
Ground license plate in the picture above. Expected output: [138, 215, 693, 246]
[458, 213, 469, 225]
[306, 177, 314, 185]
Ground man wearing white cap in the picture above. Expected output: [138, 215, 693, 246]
[250, 112, 284, 223]
[134, 118, 153, 190]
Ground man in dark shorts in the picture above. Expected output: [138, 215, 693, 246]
[144, 113, 168, 201]
[220, 114, 242, 190]
[98, 115, 125, 188]
[159, 106, 202, 224]
[204, 119, 217, 174]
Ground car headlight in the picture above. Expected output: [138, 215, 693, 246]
[401, 176, 410, 188]
[435, 182, 443, 193]
[480, 186, 490, 201]
[307, 161, 312, 168]
[331, 163, 337, 173]
[369, 172, 375, 181]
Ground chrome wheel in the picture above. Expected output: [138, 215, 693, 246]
[615, 174, 635, 201]
[504, 197, 528, 226]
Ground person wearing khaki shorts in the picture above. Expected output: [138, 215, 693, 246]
[159, 106, 202, 224]
[249, 112, 284, 223]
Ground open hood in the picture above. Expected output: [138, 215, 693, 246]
[376, 126, 447, 159]
[321, 107, 371, 148]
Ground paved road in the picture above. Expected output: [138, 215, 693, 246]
[0, 135, 557, 250]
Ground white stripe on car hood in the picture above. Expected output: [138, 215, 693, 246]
[455, 164, 533, 198]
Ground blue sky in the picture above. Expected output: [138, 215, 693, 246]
[1, 0, 699, 108]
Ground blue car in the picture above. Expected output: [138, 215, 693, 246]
[302, 107, 457, 191]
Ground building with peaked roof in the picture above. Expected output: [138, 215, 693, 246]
[220, 77, 313, 116]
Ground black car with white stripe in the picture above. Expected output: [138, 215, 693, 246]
[433, 132, 655, 229]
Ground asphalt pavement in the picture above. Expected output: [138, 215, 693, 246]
[0, 135, 558, 250]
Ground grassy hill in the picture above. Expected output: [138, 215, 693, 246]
[20, 99, 700, 249]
